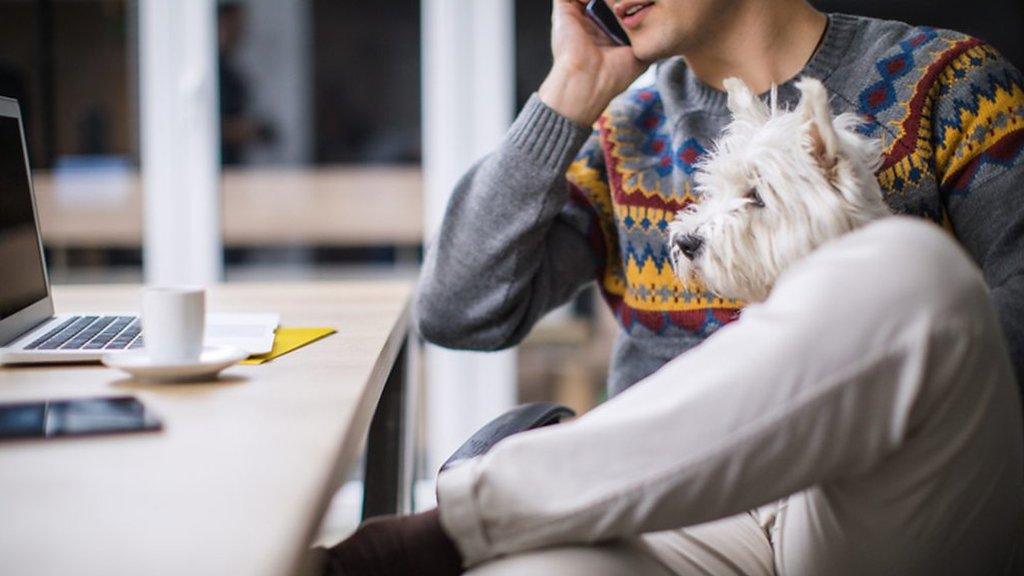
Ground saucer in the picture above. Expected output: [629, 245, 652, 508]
[102, 345, 249, 383]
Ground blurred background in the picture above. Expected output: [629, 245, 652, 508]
[0, 0, 1020, 546]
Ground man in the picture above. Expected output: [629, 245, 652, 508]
[323, 0, 1024, 573]
[417, 0, 1023, 396]
[218, 2, 276, 165]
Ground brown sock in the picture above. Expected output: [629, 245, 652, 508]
[321, 508, 463, 576]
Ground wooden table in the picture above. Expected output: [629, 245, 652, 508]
[0, 281, 415, 576]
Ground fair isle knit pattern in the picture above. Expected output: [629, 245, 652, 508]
[858, 30, 1024, 216]
[565, 18, 1024, 338]
[566, 91, 736, 336]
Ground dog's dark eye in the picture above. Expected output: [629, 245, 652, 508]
[746, 188, 765, 208]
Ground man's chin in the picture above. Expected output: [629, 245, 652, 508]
[628, 36, 676, 65]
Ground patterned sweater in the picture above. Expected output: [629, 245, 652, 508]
[417, 13, 1024, 395]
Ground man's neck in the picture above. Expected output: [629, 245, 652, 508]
[682, 1, 827, 95]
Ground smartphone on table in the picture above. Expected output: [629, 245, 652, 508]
[0, 396, 162, 440]
[585, 0, 631, 46]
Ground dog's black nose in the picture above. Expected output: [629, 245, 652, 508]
[676, 234, 703, 260]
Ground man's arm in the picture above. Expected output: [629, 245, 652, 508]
[992, 272, 1024, 381]
[934, 43, 1024, 383]
[416, 99, 600, 350]
[945, 164, 1024, 382]
[416, 0, 646, 350]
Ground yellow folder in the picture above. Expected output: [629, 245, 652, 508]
[241, 327, 336, 365]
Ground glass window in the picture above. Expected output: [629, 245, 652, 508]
[216, 0, 423, 281]
[217, 0, 421, 168]
[0, 0, 137, 168]
[515, 0, 552, 111]
[0, 0, 139, 284]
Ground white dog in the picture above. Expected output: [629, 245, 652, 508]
[668, 77, 892, 302]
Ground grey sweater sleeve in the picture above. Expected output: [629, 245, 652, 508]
[415, 95, 603, 351]
[946, 163, 1024, 384]
[936, 51, 1024, 384]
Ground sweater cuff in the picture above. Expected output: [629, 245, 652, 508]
[437, 458, 492, 567]
[507, 94, 593, 173]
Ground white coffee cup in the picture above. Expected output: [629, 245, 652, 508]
[141, 286, 205, 364]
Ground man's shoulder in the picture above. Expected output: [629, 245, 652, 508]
[833, 14, 971, 64]
[831, 14, 1023, 201]
[826, 14, 1013, 119]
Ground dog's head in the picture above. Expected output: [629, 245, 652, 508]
[668, 77, 891, 302]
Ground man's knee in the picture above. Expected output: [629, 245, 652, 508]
[783, 218, 991, 328]
[464, 542, 673, 576]
[873, 219, 991, 324]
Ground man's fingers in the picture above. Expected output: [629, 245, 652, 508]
[553, 0, 587, 11]
[583, 24, 614, 47]
[554, 0, 614, 46]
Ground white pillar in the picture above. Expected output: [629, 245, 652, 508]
[139, 0, 222, 285]
[422, 0, 518, 478]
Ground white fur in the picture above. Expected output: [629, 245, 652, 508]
[668, 77, 892, 302]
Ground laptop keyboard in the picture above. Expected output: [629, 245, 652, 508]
[25, 316, 144, 351]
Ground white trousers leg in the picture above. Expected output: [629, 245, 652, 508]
[437, 218, 1024, 576]
[463, 540, 674, 576]
[466, 512, 776, 576]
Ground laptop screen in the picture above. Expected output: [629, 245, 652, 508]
[0, 115, 47, 321]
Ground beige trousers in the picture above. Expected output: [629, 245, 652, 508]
[437, 218, 1024, 576]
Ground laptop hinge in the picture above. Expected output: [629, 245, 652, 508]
[1, 315, 53, 347]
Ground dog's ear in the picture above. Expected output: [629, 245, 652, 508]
[724, 77, 769, 125]
[795, 77, 839, 177]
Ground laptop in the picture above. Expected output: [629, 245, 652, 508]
[0, 97, 278, 364]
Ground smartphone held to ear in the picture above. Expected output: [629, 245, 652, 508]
[585, 0, 631, 46]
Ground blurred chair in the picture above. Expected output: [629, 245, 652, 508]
[440, 403, 576, 473]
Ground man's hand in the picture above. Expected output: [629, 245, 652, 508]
[538, 0, 647, 126]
